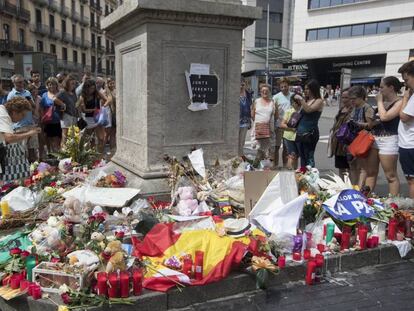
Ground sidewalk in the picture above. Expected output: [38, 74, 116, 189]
[321, 104, 339, 120]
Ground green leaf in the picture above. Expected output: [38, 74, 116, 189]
[255, 268, 269, 289]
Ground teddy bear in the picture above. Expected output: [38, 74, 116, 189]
[103, 240, 126, 273]
[176, 186, 198, 216]
[86, 232, 106, 254]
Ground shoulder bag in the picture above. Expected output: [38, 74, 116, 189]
[348, 130, 375, 158]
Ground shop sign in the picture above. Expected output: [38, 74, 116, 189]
[332, 60, 371, 68]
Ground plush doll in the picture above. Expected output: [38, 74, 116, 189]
[87, 232, 106, 254]
[63, 197, 83, 223]
[103, 240, 126, 273]
[176, 186, 198, 216]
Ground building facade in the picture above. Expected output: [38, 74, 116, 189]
[292, 0, 414, 86]
[0, 0, 116, 84]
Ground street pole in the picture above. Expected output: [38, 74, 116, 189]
[265, 2, 270, 86]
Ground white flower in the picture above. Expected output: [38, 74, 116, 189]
[58, 284, 70, 294]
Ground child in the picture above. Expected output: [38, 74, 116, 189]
[280, 95, 301, 170]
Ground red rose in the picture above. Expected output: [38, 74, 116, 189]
[61, 292, 72, 304]
[87, 215, 96, 224]
[390, 203, 398, 210]
[297, 166, 307, 174]
[95, 214, 106, 223]
[20, 251, 30, 258]
[115, 231, 125, 239]
[50, 182, 57, 187]
[9, 248, 22, 256]
[24, 179, 32, 187]
[51, 257, 60, 263]
[366, 198, 374, 205]
[101, 251, 111, 261]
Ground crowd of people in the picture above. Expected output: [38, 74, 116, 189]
[0, 70, 117, 182]
[240, 60, 414, 198]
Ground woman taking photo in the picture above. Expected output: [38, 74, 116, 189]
[40, 78, 64, 153]
[79, 79, 108, 153]
[251, 84, 277, 166]
[294, 79, 324, 168]
[57, 75, 78, 145]
[348, 86, 376, 191]
[329, 88, 354, 180]
[0, 97, 41, 182]
[370, 77, 403, 195]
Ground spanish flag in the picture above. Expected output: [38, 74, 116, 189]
[134, 223, 260, 292]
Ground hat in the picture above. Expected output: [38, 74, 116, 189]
[223, 218, 253, 238]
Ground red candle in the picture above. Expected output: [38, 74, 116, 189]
[334, 232, 342, 244]
[388, 218, 397, 241]
[108, 272, 120, 298]
[317, 243, 325, 253]
[10, 274, 23, 290]
[182, 258, 193, 277]
[303, 249, 311, 260]
[315, 254, 324, 268]
[96, 272, 108, 297]
[20, 279, 29, 291]
[367, 237, 373, 248]
[305, 232, 313, 249]
[342, 226, 352, 234]
[28, 283, 36, 296]
[359, 227, 368, 250]
[31, 285, 41, 300]
[194, 251, 204, 281]
[292, 252, 301, 261]
[132, 269, 142, 296]
[340, 232, 351, 250]
[305, 260, 316, 285]
[371, 235, 379, 247]
[277, 256, 286, 268]
[120, 271, 130, 298]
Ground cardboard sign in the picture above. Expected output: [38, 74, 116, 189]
[322, 189, 375, 221]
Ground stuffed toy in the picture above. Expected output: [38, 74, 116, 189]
[176, 186, 198, 216]
[103, 240, 126, 273]
[86, 232, 106, 254]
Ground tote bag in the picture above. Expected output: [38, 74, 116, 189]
[348, 130, 375, 158]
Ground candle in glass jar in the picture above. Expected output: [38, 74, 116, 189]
[305, 260, 316, 285]
[371, 235, 379, 247]
[31, 285, 42, 300]
[326, 223, 335, 243]
[358, 227, 368, 250]
[25, 255, 37, 282]
[277, 256, 286, 268]
[317, 243, 325, 253]
[1, 201, 10, 218]
[340, 232, 351, 250]
[292, 252, 301, 261]
[388, 218, 397, 241]
[20, 279, 29, 291]
[182, 258, 193, 277]
[108, 272, 120, 298]
[303, 249, 311, 260]
[132, 269, 142, 296]
[194, 251, 204, 281]
[10, 274, 23, 289]
[120, 271, 130, 298]
[96, 272, 108, 296]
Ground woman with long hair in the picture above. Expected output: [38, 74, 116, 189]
[370, 77, 403, 195]
[294, 79, 324, 168]
[78, 79, 108, 153]
[104, 78, 116, 154]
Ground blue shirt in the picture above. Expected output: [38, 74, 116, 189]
[40, 92, 61, 123]
[6, 88, 34, 129]
[240, 91, 253, 128]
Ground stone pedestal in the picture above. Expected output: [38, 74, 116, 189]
[102, 0, 261, 195]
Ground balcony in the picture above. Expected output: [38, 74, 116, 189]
[90, 21, 102, 33]
[49, 28, 61, 40]
[0, 0, 17, 17]
[16, 6, 31, 21]
[72, 36, 82, 47]
[31, 23, 50, 36]
[32, 0, 48, 6]
[106, 47, 115, 55]
[71, 10, 81, 22]
[97, 45, 105, 53]
[48, 0, 59, 12]
[0, 39, 33, 52]
[62, 32, 72, 43]
[60, 5, 70, 17]
[81, 39, 91, 49]
[80, 15, 90, 26]
[89, 0, 102, 14]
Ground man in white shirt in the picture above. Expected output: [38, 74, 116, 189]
[398, 60, 414, 198]
[272, 78, 292, 168]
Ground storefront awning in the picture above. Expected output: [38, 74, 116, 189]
[247, 46, 293, 64]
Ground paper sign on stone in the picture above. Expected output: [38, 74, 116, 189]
[188, 148, 206, 178]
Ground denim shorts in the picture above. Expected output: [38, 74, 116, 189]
[283, 138, 298, 156]
[399, 147, 414, 178]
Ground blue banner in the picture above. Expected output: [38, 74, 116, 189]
[322, 189, 375, 221]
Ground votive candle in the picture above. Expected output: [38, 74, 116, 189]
[132, 269, 143, 296]
[108, 272, 120, 298]
[96, 272, 108, 297]
[277, 256, 286, 268]
[120, 271, 130, 298]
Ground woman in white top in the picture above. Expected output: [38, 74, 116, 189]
[251, 84, 278, 166]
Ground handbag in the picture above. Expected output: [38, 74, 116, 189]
[255, 122, 271, 139]
[287, 111, 302, 128]
[296, 129, 317, 143]
[77, 117, 87, 130]
[97, 106, 110, 127]
[41, 106, 54, 124]
[336, 122, 357, 145]
[348, 130, 375, 158]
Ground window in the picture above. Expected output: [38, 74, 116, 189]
[340, 25, 352, 37]
[61, 19, 66, 33]
[50, 44, 56, 54]
[80, 5, 84, 18]
[73, 50, 78, 63]
[105, 4, 109, 15]
[330, 0, 342, 5]
[62, 47, 68, 60]
[106, 59, 110, 74]
[3, 24, 10, 41]
[37, 40, 43, 52]
[377, 21, 390, 34]
[263, 11, 282, 23]
[390, 18, 413, 32]
[97, 35, 101, 47]
[72, 24, 76, 37]
[307, 29, 317, 41]
[317, 28, 328, 40]
[90, 12, 95, 24]
[342, 0, 355, 4]
[364, 23, 377, 35]
[49, 15, 55, 29]
[106, 39, 109, 51]
[81, 52, 86, 65]
[111, 41, 114, 53]
[351, 24, 364, 36]
[81, 28, 85, 41]
[91, 33, 95, 47]
[35, 9, 42, 24]
[111, 61, 115, 73]
[319, 0, 330, 7]
[328, 27, 340, 39]
[254, 37, 280, 48]
[18, 29, 24, 44]
[309, 0, 319, 9]
[91, 55, 96, 72]
[71, 0, 75, 11]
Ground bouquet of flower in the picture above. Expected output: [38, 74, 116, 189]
[95, 171, 127, 188]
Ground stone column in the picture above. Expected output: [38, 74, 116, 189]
[102, 0, 261, 195]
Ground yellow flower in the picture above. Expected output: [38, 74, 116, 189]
[353, 185, 360, 191]
[58, 306, 69, 311]
[252, 256, 277, 272]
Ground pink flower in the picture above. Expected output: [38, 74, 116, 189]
[390, 203, 398, 210]
[366, 198, 374, 206]
[9, 248, 22, 256]
[51, 257, 60, 263]
[115, 231, 125, 239]
[20, 251, 30, 258]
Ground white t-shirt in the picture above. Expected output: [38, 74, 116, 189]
[273, 91, 292, 127]
[398, 93, 414, 149]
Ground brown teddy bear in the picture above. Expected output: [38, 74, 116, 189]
[104, 240, 126, 273]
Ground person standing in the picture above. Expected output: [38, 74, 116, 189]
[0, 82, 8, 105]
[294, 79, 324, 168]
[398, 60, 414, 198]
[104, 78, 117, 154]
[57, 75, 78, 145]
[239, 80, 252, 156]
[370, 77, 403, 196]
[280, 95, 301, 170]
[30, 70, 47, 96]
[251, 84, 277, 166]
[75, 71, 92, 97]
[272, 78, 292, 167]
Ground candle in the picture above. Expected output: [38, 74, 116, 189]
[358, 227, 368, 250]
[292, 252, 301, 261]
[342, 226, 352, 234]
[314, 254, 324, 283]
[366, 237, 373, 248]
[182, 258, 193, 277]
[326, 223, 335, 243]
[277, 256, 286, 268]
[25, 255, 37, 282]
[317, 243, 325, 253]
[120, 271, 130, 298]
[340, 232, 351, 250]
[28, 283, 36, 296]
[20, 279, 29, 291]
[32, 285, 41, 300]
[132, 269, 142, 296]
[194, 251, 204, 281]
[1, 200, 10, 218]
[334, 232, 342, 244]
[96, 272, 108, 297]
[371, 235, 379, 247]
[108, 272, 120, 298]
[10, 274, 23, 290]
[305, 260, 316, 285]
[303, 249, 311, 260]
[305, 232, 313, 249]
[388, 218, 397, 241]
[405, 219, 413, 238]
